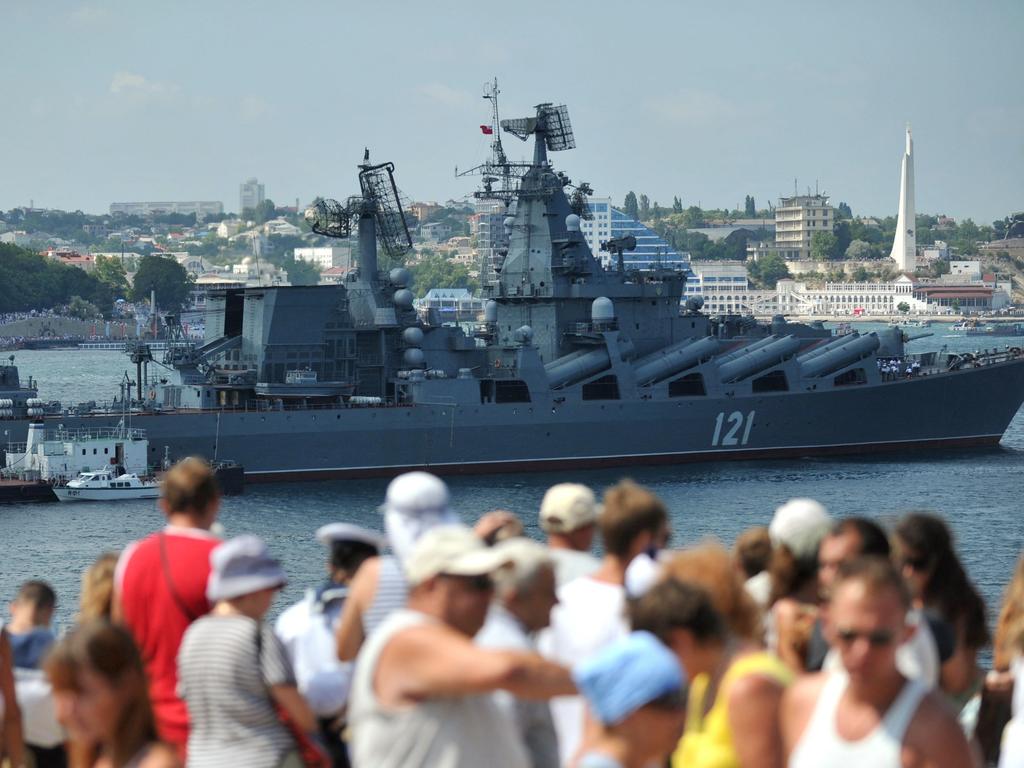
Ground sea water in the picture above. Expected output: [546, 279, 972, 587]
[2, 323, 1022, 630]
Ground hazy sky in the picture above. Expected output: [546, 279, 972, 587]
[2, 0, 1021, 224]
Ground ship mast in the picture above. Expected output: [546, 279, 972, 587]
[455, 77, 532, 204]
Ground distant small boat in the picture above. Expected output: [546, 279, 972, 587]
[53, 467, 160, 502]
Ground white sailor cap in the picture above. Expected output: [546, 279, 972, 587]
[315, 523, 386, 551]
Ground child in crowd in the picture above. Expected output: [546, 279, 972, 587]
[45, 620, 178, 768]
[8, 580, 57, 669]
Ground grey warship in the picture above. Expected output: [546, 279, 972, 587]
[4, 101, 1024, 481]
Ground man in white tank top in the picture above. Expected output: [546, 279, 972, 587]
[348, 525, 576, 768]
[781, 557, 977, 768]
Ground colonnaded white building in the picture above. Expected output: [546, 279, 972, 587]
[754, 275, 930, 316]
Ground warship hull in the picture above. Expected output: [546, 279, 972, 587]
[6, 358, 1024, 481]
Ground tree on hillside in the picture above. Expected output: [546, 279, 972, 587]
[744, 195, 756, 217]
[748, 252, 790, 289]
[682, 206, 705, 229]
[811, 231, 838, 261]
[284, 255, 321, 286]
[845, 239, 872, 260]
[131, 255, 193, 311]
[68, 295, 101, 320]
[836, 202, 853, 220]
[833, 221, 852, 258]
[623, 192, 639, 220]
[672, 196, 683, 214]
[94, 255, 129, 296]
[638, 194, 650, 220]
[0, 244, 112, 313]
[409, 252, 476, 298]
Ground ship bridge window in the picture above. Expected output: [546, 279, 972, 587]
[582, 375, 620, 401]
[669, 373, 706, 397]
[494, 380, 531, 404]
[834, 368, 867, 387]
[752, 370, 789, 393]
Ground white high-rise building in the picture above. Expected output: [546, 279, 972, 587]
[889, 126, 916, 272]
[774, 194, 832, 260]
[239, 177, 265, 213]
[472, 200, 509, 285]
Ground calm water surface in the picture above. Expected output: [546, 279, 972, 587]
[2, 323, 1023, 632]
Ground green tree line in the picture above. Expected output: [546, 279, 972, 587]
[0, 244, 114, 313]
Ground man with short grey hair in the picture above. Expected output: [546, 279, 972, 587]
[347, 525, 575, 768]
[538, 483, 600, 587]
[477, 538, 561, 767]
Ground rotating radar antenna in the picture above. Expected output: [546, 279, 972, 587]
[304, 150, 413, 259]
[358, 156, 412, 259]
[500, 103, 575, 152]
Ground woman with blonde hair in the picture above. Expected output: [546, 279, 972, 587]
[45, 620, 178, 768]
[78, 552, 119, 623]
[635, 542, 791, 768]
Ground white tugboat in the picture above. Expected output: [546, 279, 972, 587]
[53, 466, 160, 502]
[4, 421, 158, 502]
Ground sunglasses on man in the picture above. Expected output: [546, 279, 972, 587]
[835, 627, 897, 647]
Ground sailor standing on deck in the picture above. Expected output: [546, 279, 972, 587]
[276, 523, 384, 768]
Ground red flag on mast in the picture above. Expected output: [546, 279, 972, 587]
[480, 125, 493, 135]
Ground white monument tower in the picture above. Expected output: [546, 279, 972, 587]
[888, 125, 916, 272]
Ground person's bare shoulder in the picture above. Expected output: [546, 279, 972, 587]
[139, 743, 182, 768]
[901, 691, 978, 768]
[780, 672, 828, 749]
[348, 555, 381, 607]
[728, 670, 787, 711]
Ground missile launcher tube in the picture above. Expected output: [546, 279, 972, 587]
[799, 333, 880, 379]
[633, 337, 719, 385]
[717, 336, 802, 383]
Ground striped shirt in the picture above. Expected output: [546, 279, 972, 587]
[178, 615, 295, 768]
[363, 555, 408, 637]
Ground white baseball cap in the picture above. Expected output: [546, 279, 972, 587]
[379, 471, 455, 519]
[769, 498, 832, 559]
[539, 483, 601, 534]
[404, 525, 511, 586]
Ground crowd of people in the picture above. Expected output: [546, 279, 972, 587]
[1, 458, 1023, 767]
[876, 357, 920, 380]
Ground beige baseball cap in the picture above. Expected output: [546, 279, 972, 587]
[539, 483, 601, 534]
[404, 524, 511, 586]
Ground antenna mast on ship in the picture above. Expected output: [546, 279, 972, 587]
[455, 77, 532, 204]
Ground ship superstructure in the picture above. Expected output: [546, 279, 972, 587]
[1, 99, 1023, 481]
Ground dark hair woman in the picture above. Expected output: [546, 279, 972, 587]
[893, 513, 989, 726]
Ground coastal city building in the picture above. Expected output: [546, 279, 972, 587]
[580, 198, 688, 271]
[45, 248, 96, 271]
[409, 201, 443, 222]
[888, 126, 916, 272]
[217, 219, 244, 238]
[294, 246, 350, 271]
[685, 261, 751, 314]
[471, 200, 509, 286]
[773, 193, 833, 261]
[420, 222, 453, 242]
[415, 288, 485, 323]
[263, 218, 301, 237]
[239, 177, 265, 213]
[108, 201, 224, 218]
[762, 276, 924, 316]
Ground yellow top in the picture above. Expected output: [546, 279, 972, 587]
[672, 651, 793, 768]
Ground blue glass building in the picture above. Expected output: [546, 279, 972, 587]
[580, 198, 689, 272]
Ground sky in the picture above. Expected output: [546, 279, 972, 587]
[1, 0, 1022, 224]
